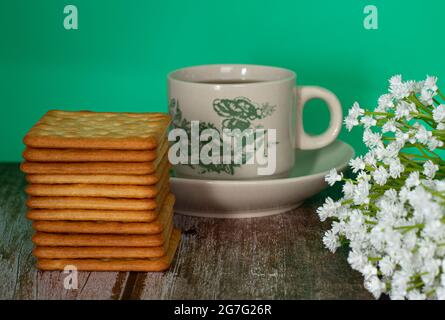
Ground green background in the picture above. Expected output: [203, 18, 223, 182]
[1, 0, 444, 161]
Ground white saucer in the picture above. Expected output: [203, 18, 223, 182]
[170, 140, 354, 219]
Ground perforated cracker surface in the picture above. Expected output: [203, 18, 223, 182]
[24, 110, 171, 150]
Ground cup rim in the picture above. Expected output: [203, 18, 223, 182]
[168, 64, 296, 86]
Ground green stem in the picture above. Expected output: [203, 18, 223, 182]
[408, 95, 432, 113]
[414, 143, 439, 159]
[394, 224, 424, 232]
[368, 257, 381, 262]
[407, 282, 424, 291]
[365, 111, 393, 117]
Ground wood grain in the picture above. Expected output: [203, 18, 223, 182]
[0, 163, 372, 299]
[126, 211, 372, 300]
[0, 163, 129, 300]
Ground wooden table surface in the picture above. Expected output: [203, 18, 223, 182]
[0, 163, 372, 300]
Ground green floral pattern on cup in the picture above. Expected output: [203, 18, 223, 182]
[169, 97, 275, 175]
[213, 97, 275, 131]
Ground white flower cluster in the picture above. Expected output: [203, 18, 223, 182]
[319, 75, 445, 300]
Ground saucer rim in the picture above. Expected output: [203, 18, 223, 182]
[170, 140, 354, 186]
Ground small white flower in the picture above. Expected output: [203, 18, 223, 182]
[402, 230, 417, 250]
[316, 197, 340, 222]
[392, 84, 412, 100]
[357, 171, 371, 182]
[344, 115, 358, 131]
[353, 180, 370, 205]
[424, 75, 438, 92]
[350, 101, 365, 116]
[386, 141, 404, 159]
[325, 168, 343, 186]
[412, 80, 424, 93]
[372, 166, 389, 185]
[365, 276, 386, 299]
[374, 145, 387, 161]
[423, 160, 439, 179]
[363, 129, 383, 148]
[389, 75, 412, 100]
[414, 123, 432, 144]
[323, 230, 340, 253]
[389, 75, 403, 91]
[344, 102, 365, 131]
[391, 271, 410, 297]
[362, 264, 378, 280]
[348, 209, 366, 230]
[420, 88, 435, 105]
[364, 151, 377, 168]
[349, 156, 366, 173]
[399, 186, 410, 203]
[423, 220, 444, 241]
[342, 181, 355, 199]
[395, 101, 416, 120]
[348, 250, 368, 272]
[418, 240, 436, 261]
[408, 186, 434, 212]
[405, 171, 420, 188]
[382, 119, 397, 133]
[405, 80, 417, 92]
[360, 115, 377, 128]
[420, 259, 441, 287]
[331, 221, 345, 234]
[437, 122, 445, 130]
[433, 104, 445, 123]
[377, 93, 394, 111]
[383, 188, 398, 202]
[427, 137, 443, 151]
[369, 225, 385, 250]
[388, 158, 404, 179]
[379, 256, 395, 277]
[395, 129, 410, 143]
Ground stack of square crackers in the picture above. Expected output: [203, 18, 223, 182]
[21, 110, 180, 272]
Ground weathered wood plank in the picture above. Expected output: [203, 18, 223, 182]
[0, 163, 129, 300]
[129, 202, 372, 299]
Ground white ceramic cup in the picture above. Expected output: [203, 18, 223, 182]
[168, 64, 342, 180]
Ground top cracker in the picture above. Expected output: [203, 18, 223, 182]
[24, 110, 171, 150]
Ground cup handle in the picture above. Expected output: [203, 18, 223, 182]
[294, 86, 343, 150]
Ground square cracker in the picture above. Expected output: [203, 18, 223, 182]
[26, 189, 169, 211]
[33, 222, 175, 259]
[25, 159, 170, 199]
[33, 244, 167, 259]
[24, 110, 171, 150]
[25, 158, 170, 186]
[26, 191, 172, 223]
[36, 228, 181, 271]
[20, 143, 167, 175]
[31, 193, 174, 234]
[22, 137, 168, 163]
[32, 214, 174, 247]
[21, 161, 157, 175]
